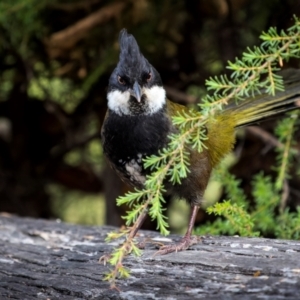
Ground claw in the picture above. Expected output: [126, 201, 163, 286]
[99, 254, 111, 265]
[154, 235, 200, 256]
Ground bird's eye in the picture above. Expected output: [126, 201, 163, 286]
[118, 75, 126, 85]
[145, 72, 152, 82]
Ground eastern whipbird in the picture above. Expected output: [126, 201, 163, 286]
[101, 29, 300, 254]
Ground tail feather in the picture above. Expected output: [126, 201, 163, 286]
[223, 69, 300, 128]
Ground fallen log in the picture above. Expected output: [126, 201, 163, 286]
[1, 214, 300, 299]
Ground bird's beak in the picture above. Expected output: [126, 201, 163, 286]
[131, 81, 142, 102]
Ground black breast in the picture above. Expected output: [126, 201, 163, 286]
[101, 109, 171, 186]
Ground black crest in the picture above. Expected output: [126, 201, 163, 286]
[117, 29, 149, 79]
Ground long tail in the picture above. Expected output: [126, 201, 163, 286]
[223, 69, 300, 128]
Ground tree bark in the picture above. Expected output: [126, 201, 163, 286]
[1, 214, 300, 299]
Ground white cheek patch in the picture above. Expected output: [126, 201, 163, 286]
[107, 90, 130, 115]
[143, 86, 166, 114]
[107, 85, 166, 115]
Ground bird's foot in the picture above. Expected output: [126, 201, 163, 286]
[99, 254, 111, 265]
[137, 238, 165, 250]
[154, 235, 200, 256]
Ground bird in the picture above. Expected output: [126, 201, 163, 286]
[101, 29, 300, 254]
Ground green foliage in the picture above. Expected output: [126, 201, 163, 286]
[103, 16, 300, 287]
[64, 139, 103, 172]
[200, 19, 300, 115]
[199, 165, 300, 239]
[252, 174, 280, 234]
[275, 208, 300, 240]
[49, 184, 105, 226]
[27, 61, 88, 113]
[0, 0, 54, 54]
[274, 111, 300, 190]
[0, 69, 15, 101]
[196, 105, 300, 237]
[213, 157, 248, 208]
[207, 200, 258, 237]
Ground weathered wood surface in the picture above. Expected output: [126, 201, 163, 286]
[1, 214, 300, 299]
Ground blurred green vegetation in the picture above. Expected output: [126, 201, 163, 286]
[0, 0, 299, 235]
[48, 184, 105, 225]
[28, 63, 86, 113]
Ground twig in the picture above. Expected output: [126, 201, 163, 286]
[246, 126, 282, 148]
[165, 85, 198, 104]
[46, 2, 126, 53]
[280, 179, 289, 213]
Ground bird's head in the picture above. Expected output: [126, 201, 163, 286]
[107, 29, 166, 116]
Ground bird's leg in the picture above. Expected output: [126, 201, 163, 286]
[155, 205, 200, 255]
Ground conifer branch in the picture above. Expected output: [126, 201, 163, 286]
[201, 16, 300, 114]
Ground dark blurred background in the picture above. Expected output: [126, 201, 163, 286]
[1, 0, 300, 232]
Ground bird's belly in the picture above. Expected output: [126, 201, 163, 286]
[112, 153, 147, 187]
[104, 137, 161, 188]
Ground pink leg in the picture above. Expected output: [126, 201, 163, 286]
[155, 205, 200, 255]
